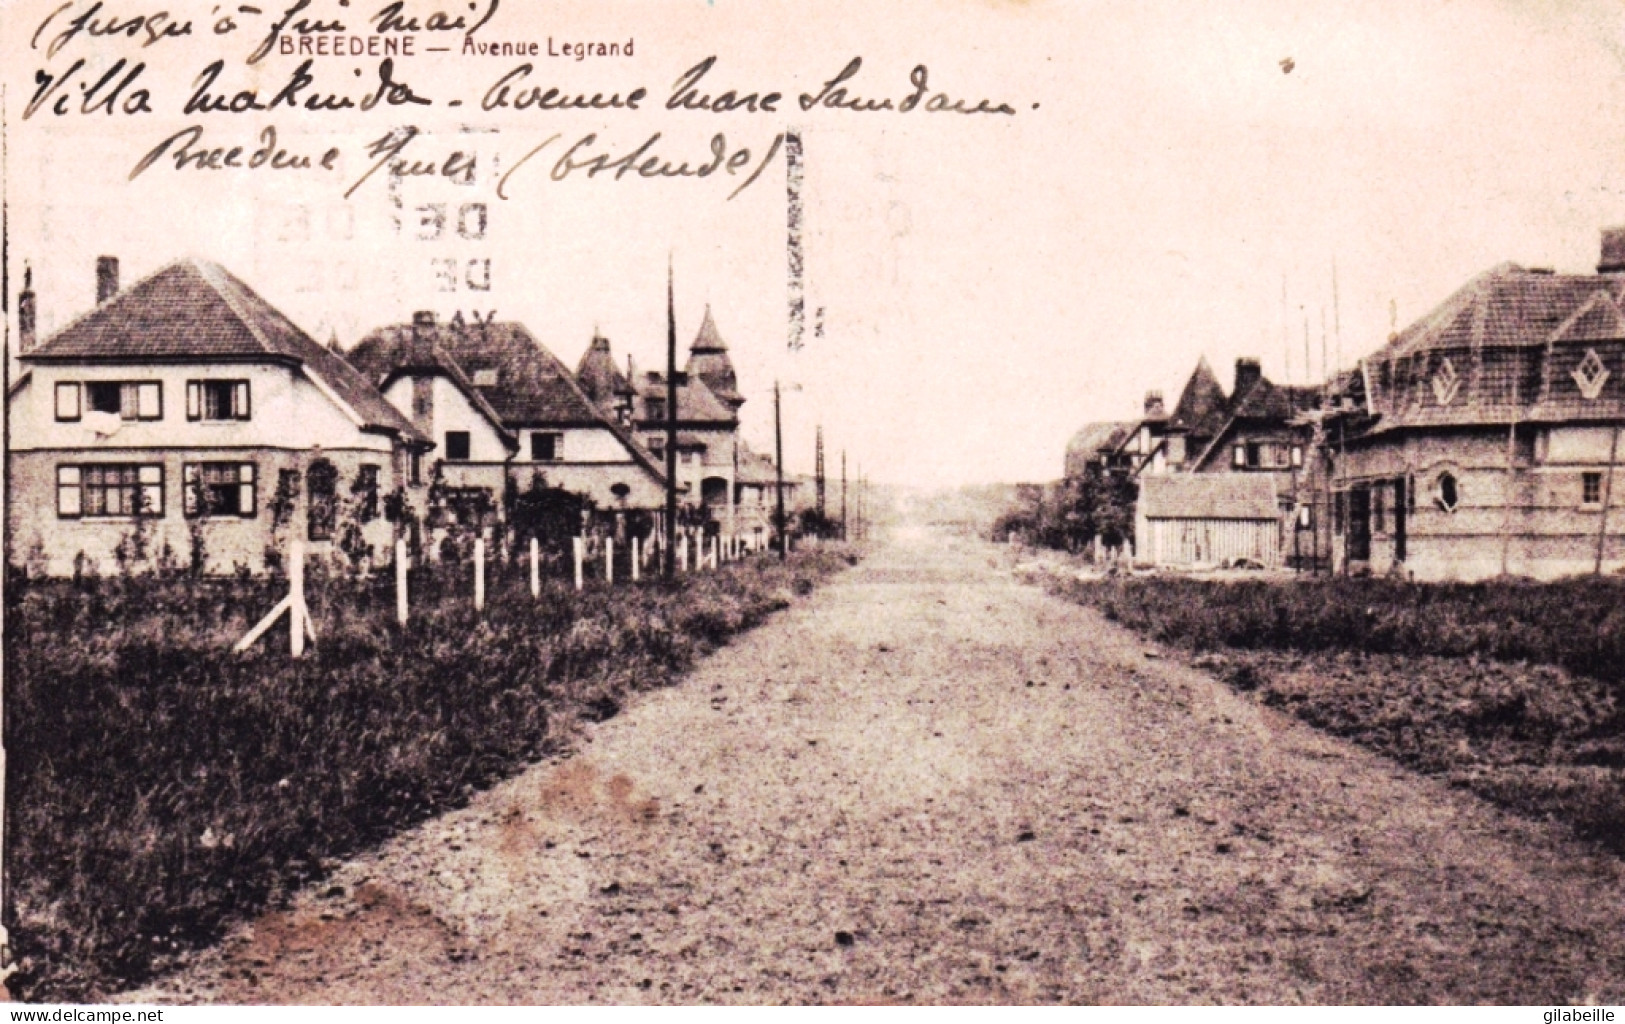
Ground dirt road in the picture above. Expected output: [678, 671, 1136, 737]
[128, 528, 1625, 1004]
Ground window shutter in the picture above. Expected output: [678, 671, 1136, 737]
[137, 382, 161, 420]
[239, 463, 256, 517]
[57, 466, 82, 517]
[183, 464, 199, 516]
[233, 381, 250, 420]
[186, 382, 201, 421]
[54, 383, 80, 421]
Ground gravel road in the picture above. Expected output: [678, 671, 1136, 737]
[127, 527, 1625, 1004]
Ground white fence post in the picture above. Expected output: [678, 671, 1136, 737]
[474, 537, 486, 612]
[290, 540, 306, 658]
[632, 536, 641, 582]
[678, 532, 688, 573]
[395, 538, 408, 626]
[529, 537, 540, 598]
[606, 537, 615, 585]
[573, 536, 585, 591]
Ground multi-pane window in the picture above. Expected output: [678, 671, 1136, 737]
[1372, 484, 1386, 534]
[62, 381, 162, 421]
[186, 380, 251, 421]
[1233, 445, 1246, 468]
[1584, 471, 1604, 507]
[531, 432, 562, 462]
[1290, 445, 1304, 468]
[184, 463, 257, 517]
[444, 431, 471, 461]
[58, 464, 163, 518]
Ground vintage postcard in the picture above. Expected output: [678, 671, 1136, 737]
[3, 0, 1625, 1008]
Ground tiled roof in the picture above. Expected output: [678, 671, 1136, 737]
[684, 306, 744, 407]
[575, 333, 632, 410]
[345, 330, 517, 450]
[1138, 473, 1279, 521]
[1168, 357, 1229, 437]
[1357, 263, 1625, 433]
[635, 370, 737, 424]
[23, 259, 426, 444]
[354, 318, 605, 426]
[350, 316, 666, 483]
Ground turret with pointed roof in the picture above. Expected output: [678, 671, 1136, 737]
[685, 305, 745, 411]
[1168, 355, 1230, 440]
[575, 331, 632, 415]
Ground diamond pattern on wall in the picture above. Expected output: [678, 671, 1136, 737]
[1573, 348, 1610, 401]
[1431, 357, 1461, 406]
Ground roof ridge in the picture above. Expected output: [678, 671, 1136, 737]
[193, 259, 283, 358]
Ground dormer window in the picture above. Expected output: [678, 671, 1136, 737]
[472, 368, 499, 387]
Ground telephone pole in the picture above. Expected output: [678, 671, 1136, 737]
[774, 381, 787, 560]
[815, 424, 826, 522]
[840, 449, 848, 541]
[663, 257, 678, 578]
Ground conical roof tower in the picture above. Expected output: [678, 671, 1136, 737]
[575, 330, 630, 414]
[685, 305, 745, 411]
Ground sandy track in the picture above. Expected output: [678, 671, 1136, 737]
[127, 529, 1625, 1004]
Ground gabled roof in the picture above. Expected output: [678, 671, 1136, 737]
[354, 318, 605, 426]
[345, 330, 517, 451]
[635, 369, 737, 424]
[684, 305, 744, 407]
[1168, 357, 1229, 437]
[1139, 473, 1279, 521]
[23, 259, 426, 444]
[1190, 373, 1318, 470]
[351, 316, 667, 482]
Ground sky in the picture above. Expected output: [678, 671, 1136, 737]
[8, 0, 1625, 486]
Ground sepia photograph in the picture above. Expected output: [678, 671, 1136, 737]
[1, 0, 1624, 1009]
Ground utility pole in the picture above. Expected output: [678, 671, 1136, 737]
[841, 449, 848, 541]
[663, 257, 678, 578]
[1596, 425, 1620, 575]
[774, 381, 787, 560]
[815, 424, 826, 522]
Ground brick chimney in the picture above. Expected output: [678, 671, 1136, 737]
[1599, 227, 1625, 274]
[95, 256, 119, 304]
[1234, 357, 1262, 397]
[18, 264, 35, 352]
[1143, 390, 1166, 419]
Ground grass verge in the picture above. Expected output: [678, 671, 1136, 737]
[1046, 573, 1625, 854]
[5, 546, 858, 1001]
